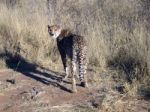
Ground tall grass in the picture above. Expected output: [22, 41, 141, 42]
[0, 1, 61, 70]
[0, 0, 149, 95]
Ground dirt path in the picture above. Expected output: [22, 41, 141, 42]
[0, 69, 149, 112]
[0, 68, 101, 112]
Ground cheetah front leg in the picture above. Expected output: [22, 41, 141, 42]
[64, 67, 69, 80]
[58, 49, 70, 80]
[57, 43, 70, 80]
[63, 58, 70, 80]
[62, 59, 70, 81]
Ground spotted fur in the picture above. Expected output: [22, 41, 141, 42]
[48, 25, 88, 92]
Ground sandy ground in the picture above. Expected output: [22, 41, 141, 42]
[0, 68, 149, 112]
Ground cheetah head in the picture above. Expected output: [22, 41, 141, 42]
[48, 25, 61, 39]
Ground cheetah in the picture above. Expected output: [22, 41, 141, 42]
[48, 25, 88, 93]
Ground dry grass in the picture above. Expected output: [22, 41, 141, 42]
[0, 0, 150, 111]
[0, 0, 61, 70]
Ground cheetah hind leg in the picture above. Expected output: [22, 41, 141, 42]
[78, 54, 88, 88]
[80, 75, 88, 88]
[80, 69, 88, 88]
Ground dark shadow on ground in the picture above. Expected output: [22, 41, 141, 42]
[0, 52, 72, 93]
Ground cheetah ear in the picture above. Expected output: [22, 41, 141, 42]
[56, 25, 61, 29]
[47, 25, 51, 29]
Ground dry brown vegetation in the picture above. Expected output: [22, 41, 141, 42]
[0, 0, 150, 111]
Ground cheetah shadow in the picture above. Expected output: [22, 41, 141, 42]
[0, 52, 72, 93]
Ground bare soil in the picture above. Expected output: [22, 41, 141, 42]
[0, 68, 149, 112]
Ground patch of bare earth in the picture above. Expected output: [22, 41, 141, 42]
[0, 69, 149, 112]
